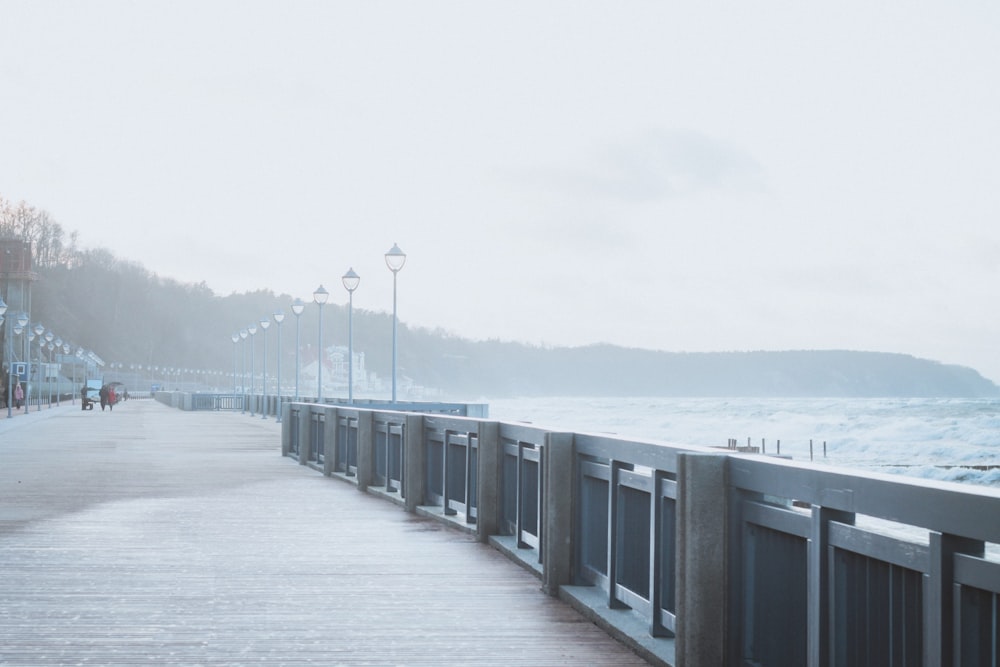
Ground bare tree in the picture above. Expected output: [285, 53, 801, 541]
[0, 195, 77, 267]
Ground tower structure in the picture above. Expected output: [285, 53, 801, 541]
[1, 240, 38, 388]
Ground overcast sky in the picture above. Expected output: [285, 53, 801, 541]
[3, 2, 999, 382]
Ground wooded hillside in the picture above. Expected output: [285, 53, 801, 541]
[3, 197, 998, 399]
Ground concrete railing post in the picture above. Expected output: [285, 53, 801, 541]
[356, 411, 374, 491]
[403, 414, 425, 514]
[296, 406, 311, 465]
[542, 431, 574, 596]
[676, 452, 728, 667]
[280, 403, 292, 456]
[322, 407, 336, 476]
[475, 421, 500, 543]
[925, 533, 984, 667]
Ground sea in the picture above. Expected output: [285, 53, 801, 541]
[485, 396, 1000, 488]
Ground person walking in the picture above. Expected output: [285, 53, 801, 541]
[108, 384, 116, 411]
[14, 381, 23, 410]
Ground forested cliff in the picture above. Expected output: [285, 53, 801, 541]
[22, 259, 1000, 399]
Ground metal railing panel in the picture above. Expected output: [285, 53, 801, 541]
[954, 554, 1000, 665]
[372, 417, 406, 494]
[654, 474, 677, 637]
[741, 522, 809, 666]
[501, 440, 519, 536]
[578, 458, 611, 587]
[309, 411, 325, 463]
[517, 445, 541, 550]
[832, 548, 924, 667]
[335, 413, 359, 477]
[387, 422, 404, 494]
[613, 470, 652, 615]
[443, 431, 476, 521]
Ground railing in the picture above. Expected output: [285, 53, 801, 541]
[155, 392, 244, 411]
[156, 392, 486, 420]
[280, 401, 1000, 667]
[191, 393, 244, 411]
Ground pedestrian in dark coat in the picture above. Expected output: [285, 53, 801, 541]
[99, 384, 109, 411]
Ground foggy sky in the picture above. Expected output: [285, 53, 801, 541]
[2, 2, 999, 382]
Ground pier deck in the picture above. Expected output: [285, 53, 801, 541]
[0, 401, 650, 666]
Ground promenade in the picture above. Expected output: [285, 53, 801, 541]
[0, 400, 651, 666]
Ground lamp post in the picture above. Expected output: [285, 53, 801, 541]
[46, 340, 54, 407]
[0, 299, 5, 398]
[239, 329, 248, 414]
[32, 323, 44, 411]
[231, 333, 239, 395]
[313, 284, 329, 403]
[61, 342, 70, 405]
[385, 243, 406, 403]
[291, 298, 304, 401]
[54, 337, 63, 406]
[248, 324, 257, 416]
[27, 331, 35, 409]
[341, 268, 360, 403]
[259, 316, 270, 419]
[43, 330, 54, 409]
[0, 298, 7, 417]
[76, 348, 85, 406]
[0, 298, 6, 417]
[8, 313, 27, 417]
[273, 310, 285, 422]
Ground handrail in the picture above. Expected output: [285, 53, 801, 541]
[280, 401, 999, 667]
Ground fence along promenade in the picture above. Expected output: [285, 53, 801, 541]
[0, 400, 651, 666]
[280, 398, 1000, 667]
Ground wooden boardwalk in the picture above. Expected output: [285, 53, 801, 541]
[0, 400, 652, 666]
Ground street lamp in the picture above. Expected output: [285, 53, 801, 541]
[0, 298, 6, 417]
[313, 284, 329, 403]
[231, 333, 239, 395]
[273, 310, 285, 422]
[247, 323, 257, 416]
[27, 331, 35, 409]
[291, 298, 304, 401]
[46, 338, 54, 407]
[0, 299, 5, 382]
[385, 243, 406, 403]
[54, 337, 63, 406]
[69, 343, 78, 405]
[259, 315, 270, 419]
[0, 298, 6, 416]
[342, 267, 360, 403]
[38, 329, 55, 408]
[239, 328, 248, 414]
[7, 312, 27, 417]
[32, 322, 44, 412]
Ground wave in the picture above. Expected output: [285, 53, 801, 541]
[486, 396, 1000, 487]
